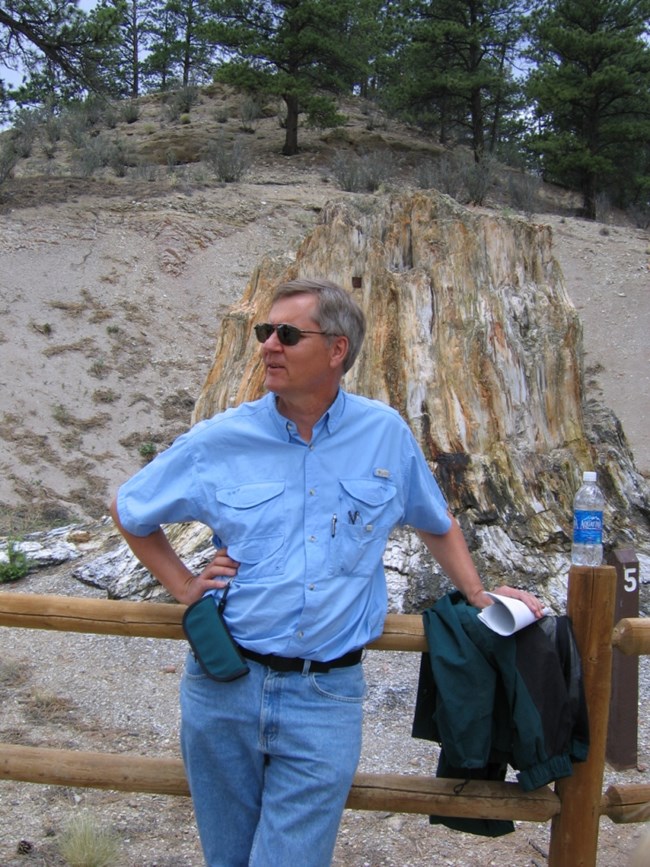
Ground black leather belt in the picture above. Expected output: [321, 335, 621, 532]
[237, 646, 363, 673]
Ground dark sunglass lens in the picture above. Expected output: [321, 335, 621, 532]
[254, 323, 274, 343]
[276, 324, 302, 346]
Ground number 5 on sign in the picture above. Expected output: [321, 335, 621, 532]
[624, 566, 638, 592]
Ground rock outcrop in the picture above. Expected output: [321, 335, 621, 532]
[60, 190, 649, 609]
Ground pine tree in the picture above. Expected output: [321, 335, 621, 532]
[205, 0, 371, 155]
[0, 0, 118, 107]
[526, 0, 650, 219]
[140, 0, 179, 89]
[142, 0, 214, 89]
[380, 0, 527, 160]
[90, 0, 148, 98]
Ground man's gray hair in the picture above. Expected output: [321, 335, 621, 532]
[272, 278, 366, 373]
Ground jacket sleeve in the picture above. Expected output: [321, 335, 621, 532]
[412, 592, 499, 769]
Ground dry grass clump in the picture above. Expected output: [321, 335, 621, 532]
[0, 658, 30, 688]
[58, 812, 121, 867]
[24, 690, 77, 724]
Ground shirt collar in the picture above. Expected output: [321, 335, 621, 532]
[324, 388, 346, 433]
[266, 388, 346, 441]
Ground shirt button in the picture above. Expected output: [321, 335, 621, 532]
[309, 489, 316, 496]
[308, 583, 315, 590]
[296, 630, 304, 639]
[308, 535, 317, 542]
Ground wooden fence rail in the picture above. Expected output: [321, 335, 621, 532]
[1, 566, 649, 866]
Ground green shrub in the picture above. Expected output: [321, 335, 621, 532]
[139, 441, 157, 461]
[0, 540, 29, 583]
[507, 172, 541, 217]
[89, 357, 107, 378]
[415, 153, 468, 201]
[203, 135, 251, 182]
[165, 85, 199, 121]
[107, 139, 134, 177]
[72, 134, 114, 176]
[329, 149, 398, 193]
[304, 95, 346, 131]
[239, 95, 261, 132]
[464, 154, 497, 205]
[0, 141, 19, 185]
[53, 403, 73, 426]
[120, 100, 140, 124]
[102, 103, 119, 129]
[43, 113, 62, 145]
[11, 108, 40, 157]
[628, 201, 650, 230]
[61, 97, 106, 146]
[61, 110, 90, 148]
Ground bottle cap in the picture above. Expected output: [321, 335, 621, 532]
[583, 471, 597, 482]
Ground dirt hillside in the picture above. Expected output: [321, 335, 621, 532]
[0, 88, 648, 534]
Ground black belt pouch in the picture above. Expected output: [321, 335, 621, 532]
[182, 594, 250, 682]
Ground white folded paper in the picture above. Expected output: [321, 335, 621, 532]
[477, 592, 543, 636]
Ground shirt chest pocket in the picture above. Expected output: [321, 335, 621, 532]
[339, 479, 400, 529]
[330, 479, 401, 578]
[215, 481, 285, 567]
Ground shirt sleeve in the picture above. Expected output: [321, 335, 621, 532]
[401, 431, 452, 535]
[116, 426, 207, 536]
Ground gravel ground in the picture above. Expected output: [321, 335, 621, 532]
[0, 566, 647, 867]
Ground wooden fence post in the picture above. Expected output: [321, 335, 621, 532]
[606, 547, 640, 769]
[548, 565, 617, 867]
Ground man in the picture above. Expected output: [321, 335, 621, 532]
[110, 277, 542, 866]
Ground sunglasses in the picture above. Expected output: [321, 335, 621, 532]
[254, 323, 335, 346]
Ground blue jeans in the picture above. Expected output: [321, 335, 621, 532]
[180, 652, 366, 867]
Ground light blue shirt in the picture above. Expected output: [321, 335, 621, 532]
[117, 390, 451, 660]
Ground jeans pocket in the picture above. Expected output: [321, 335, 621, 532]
[183, 649, 209, 680]
[309, 665, 367, 702]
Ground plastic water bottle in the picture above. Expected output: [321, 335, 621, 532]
[571, 471, 605, 566]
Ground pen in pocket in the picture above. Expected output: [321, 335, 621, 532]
[331, 514, 337, 537]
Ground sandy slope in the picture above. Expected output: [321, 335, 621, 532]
[545, 213, 649, 474]
[0, 172, 648, 537]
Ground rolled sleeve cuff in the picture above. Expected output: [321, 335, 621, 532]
[115, 485, 162, 537]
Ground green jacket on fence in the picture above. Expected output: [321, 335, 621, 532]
[412, 591, 589, 836]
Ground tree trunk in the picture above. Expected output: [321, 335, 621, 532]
[439, 93, 450, 146]
[282, 94, 299, 156]
[129, 0, 139, 99]
[182, 1, 194, 88]
[470, 84, 484, 162]
[582, 173, 598, 220]
[488, 42, 508, 153]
